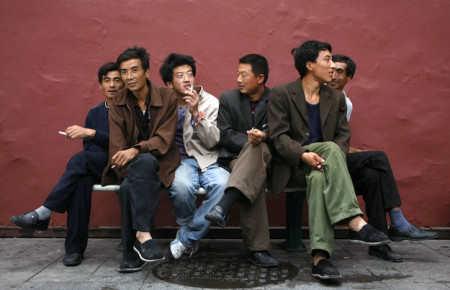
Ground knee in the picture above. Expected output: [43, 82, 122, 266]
[170, 178, 196, 202]
[67, 152, 87, 166]
[308, 170, 324, 184]
[323, 141, 342, 153]
[129, 153, 159, 173]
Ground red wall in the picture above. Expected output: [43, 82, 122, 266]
[1, 0, 449, 229]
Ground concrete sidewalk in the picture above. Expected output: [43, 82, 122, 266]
[1, 238, 449, 289]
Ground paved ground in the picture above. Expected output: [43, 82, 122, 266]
[1, 238, 449, 289]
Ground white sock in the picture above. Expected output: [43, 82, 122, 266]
[35, 206, 51, 220]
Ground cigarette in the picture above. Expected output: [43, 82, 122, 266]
[111, 165, 115, 169]
[58, 131, 67, 136]
[190, 85, 193, 93]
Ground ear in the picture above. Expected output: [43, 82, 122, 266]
[257, 74, 265, 85]
[145, 68, 150, 78]
[306, 61, 313, 72]
[167, 81, 174, 89]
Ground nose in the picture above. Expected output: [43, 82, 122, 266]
[182, 73, 189, 82]
[330, 61, 336, 69]
[237, 75, 242, 83]
[109, 80, 116, 88]
[126, 70, 133, 80]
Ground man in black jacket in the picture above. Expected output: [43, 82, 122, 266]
[205, 54, 279, 267]
[10, 62, 124, 266]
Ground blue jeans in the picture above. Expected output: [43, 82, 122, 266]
[169, 158, 230, 247]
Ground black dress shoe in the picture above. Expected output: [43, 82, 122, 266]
[349, 224, 390, 246]
[312, 259, 342, 279]
[369, 245, 404, 262]
[10, 211, 50, 231]
[63, 253, 83, 266]
[246, 251, 280, 267]
[205, 205, 228, 227]
[118, 259, 146, 273]
[133, 239, 164, 262]
[389, 224, 438, 241]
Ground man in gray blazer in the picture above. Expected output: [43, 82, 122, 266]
[206, 54, 279, 267]
[268, 40, 390, 279]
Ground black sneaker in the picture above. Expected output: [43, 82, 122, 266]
[10, 211, 50, 231]
[349, 224, 390, 246]
[246, 250, 280, 267]
[133, 239, 164, 262]
[312, 259, 342, 279]
[118, 259, 146, 273]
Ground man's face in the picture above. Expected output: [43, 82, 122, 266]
[119, 58, 149, 94]
[167, 64, 194, 95]
[328, 62, 351, 91]
[101, 71, 124, 100]
[309, 49, 335, 83]
[237, 63, 263, 95]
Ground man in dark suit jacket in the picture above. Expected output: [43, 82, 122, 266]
[329, 54, 437, 263]
[205, 54, 279, 267]
[268, 40, 390, 280]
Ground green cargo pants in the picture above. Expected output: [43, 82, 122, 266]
[285, 141, 362, 257]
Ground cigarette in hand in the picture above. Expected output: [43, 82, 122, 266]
[190, 85, 193, 93]
[58, 131, 67, 136]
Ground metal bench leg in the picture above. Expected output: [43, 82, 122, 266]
[284, 191, 307, 252]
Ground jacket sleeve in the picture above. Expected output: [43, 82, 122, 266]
[134, 90, 178, 157]
[218, 93, 248, 153]
[108, 103, 130, 178]
[193, 95, 220, 149]
[333, 92, 351, 154]
[268, 86, 305, 168]
[83, 107, 109, 152]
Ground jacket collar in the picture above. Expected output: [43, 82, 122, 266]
[114, 79, 163, 108]
[290, 79, 332, 128]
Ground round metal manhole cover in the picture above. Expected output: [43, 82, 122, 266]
[153, 256, 298, 288]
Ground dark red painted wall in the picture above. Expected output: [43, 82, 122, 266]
[1, 0, 449, 229]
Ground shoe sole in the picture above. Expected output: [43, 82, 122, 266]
[312, 273, 343, 279]
[246, 257, 280, 268]
[205, 214, 226, 227]
[63, 260, 82, 267]
[349, 239, 390, 246]
[368, 252, 404, 263]
[9, 217, 48, 231]
[133, 246, 165, 262]
[119, 262, 147, 273]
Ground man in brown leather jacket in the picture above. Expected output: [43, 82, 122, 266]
[101, 46, 180, 273]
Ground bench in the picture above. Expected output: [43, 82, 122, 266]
[92, 184, 306, 252]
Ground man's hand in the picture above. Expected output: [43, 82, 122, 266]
[65, 125, 95, 140]
[301, 152, 325, 171]
[184, 88, 200, 119]
[247, 128, 266, 145]
[112, 148, 139, 169]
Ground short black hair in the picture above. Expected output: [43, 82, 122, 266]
[294, 40, 332, 78]
[116, 46, 150, 72]
[239, 54, 269, 84]
[97, 62, 120, 84]
[332, 54, 357, 79]
[159, 53, 196, 85]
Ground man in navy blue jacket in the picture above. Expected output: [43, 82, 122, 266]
[10, 62, 124, 266]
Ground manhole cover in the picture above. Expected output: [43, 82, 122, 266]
[153, 256, 298, 288]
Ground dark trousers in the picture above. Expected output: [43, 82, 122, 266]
[226, 142, 271, 251]
[119, 153, 161, 263]
[43, 150, 107, 254]
[346, 151, 403, 234]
